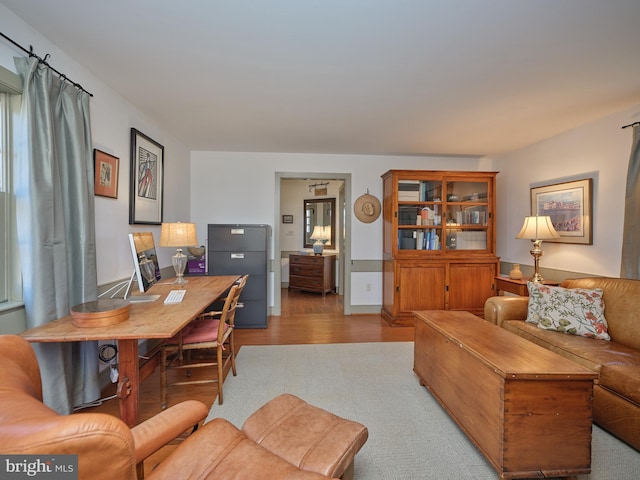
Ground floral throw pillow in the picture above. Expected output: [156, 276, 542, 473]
[526, 282, 610, 340]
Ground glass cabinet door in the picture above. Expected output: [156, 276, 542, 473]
[397, 180, 443, 251]
[444, 180, 490, 251]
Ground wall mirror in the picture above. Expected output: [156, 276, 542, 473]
[303, 198, 336, 248]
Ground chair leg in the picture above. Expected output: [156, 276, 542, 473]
[217, 345, 224, 405]
[160, 346, 168, 410]
[230, 335, 237, 377]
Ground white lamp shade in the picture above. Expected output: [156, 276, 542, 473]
[159, 222, 198, 247]
[516, 216, 560, 240]
[310, 225, 330, 241]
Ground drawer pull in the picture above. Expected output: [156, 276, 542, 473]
[230, 228, 245, 235]
[230, 253, 245, 259]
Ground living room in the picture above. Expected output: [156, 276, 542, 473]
[1, 2, 640, 478]
[1, 2, 637, 329]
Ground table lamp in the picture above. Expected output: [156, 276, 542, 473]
[515, 216, 560, 283]
[310, 225, 330, 255]
[159, 222, 198, 285]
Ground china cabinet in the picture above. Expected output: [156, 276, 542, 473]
[381, 170, 499, 326]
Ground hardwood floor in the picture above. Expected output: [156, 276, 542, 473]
[83, 289, 414, 475]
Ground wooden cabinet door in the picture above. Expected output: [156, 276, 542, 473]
[448, 262, 497, 313]
[397, 263, 446, 315]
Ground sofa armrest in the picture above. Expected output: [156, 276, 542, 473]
[130, 399, 208, 462]
[484, 296, 529, 327]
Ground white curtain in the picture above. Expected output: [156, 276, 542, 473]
[14, 56, 100, 414]
[621, 125, 640, 279]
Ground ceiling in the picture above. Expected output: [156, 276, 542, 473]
[3, 0, 640, 157]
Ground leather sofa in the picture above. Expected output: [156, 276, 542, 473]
[484, 277, 640, 452]
[0, 334, 367, 479]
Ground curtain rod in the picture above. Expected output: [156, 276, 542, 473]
[0, 31, 93, 97]
[621, 121, 640, 129]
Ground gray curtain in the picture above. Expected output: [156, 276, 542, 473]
[621, 125, 640, 279]
[14, 56, 100, 414]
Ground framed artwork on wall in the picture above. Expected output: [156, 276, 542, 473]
[530, 178, 593, 244]
[129, 128, 164, 225]
[93, 149, 119, 198]
[282, 214, 293, 224]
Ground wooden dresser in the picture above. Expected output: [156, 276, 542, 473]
[288, 254, 336, 296]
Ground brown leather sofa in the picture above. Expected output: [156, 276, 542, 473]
[0, 335, 367, 479]
[484, 277, 640, 452]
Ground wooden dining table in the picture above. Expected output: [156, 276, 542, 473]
[20, 275, 240, 426]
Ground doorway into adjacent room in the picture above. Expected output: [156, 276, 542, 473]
[273, 172, 351, 317]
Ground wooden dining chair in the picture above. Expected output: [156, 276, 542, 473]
[160, 275, 248, 408]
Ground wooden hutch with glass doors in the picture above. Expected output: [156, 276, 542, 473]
[381, 170, 499, 326]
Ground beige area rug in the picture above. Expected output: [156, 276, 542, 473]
[206, 342, 640, 479]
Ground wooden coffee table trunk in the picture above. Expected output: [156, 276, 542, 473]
[414, 310, 597, 479]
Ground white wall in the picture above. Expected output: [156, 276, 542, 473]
[280, 179, 343, 285]
[492, 103, 640, 277]
[279, 179, 342, 254]
[190, 151, 487, 306]
[0, 4, 192, 289]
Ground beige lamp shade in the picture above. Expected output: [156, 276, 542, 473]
[515, 216, 560, 240]
[159, 222, 198, 247]
[310, 225, 330, 241]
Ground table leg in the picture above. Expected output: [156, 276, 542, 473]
[116, 339, 139, 427]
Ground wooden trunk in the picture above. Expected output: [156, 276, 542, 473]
[413, 310, 597, 479]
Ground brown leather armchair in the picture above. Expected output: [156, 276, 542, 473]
[0, 335, 362, 479]
[0, 334, 209, 479]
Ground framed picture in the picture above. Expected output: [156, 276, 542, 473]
[530, 178, 593, 244]
[282, 214, 293, 224]
[129, 128, 164, 225]
[93, 149, 119, 198]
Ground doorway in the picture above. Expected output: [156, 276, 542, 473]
[273, 172, 352, 317]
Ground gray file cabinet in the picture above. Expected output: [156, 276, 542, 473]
[207, 224, 270, 328]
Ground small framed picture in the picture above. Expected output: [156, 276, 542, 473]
[282, 214, 294, 224]
[531, 178, 593, 244]
[93, 149, 119, 198]
[130, 128, 164, 225]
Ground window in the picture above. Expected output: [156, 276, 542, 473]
[0, 93, 7, 303]
[0, 92, 19, 305]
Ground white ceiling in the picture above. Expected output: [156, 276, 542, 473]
[3, 0, 640, 157]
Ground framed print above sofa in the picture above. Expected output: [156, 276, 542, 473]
[531, 178, 592, 245]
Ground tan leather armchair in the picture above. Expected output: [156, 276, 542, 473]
[1, 335, 361, 479]
[0, 334, 208, 479]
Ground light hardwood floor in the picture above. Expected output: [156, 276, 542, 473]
[83, 289, 414, 474]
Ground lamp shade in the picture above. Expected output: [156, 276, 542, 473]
[515, 216, 560, 241]
[310, 225, 330, 241]
[159, 222, 198, 247]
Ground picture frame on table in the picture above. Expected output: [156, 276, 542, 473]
[129, 128, 164, 225]
[93, 149, 119, 199]
[530, 178, 593, 245]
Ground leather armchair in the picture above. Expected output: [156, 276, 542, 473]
[0, 335, 356, 479]
[0, 335, 208, 479]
